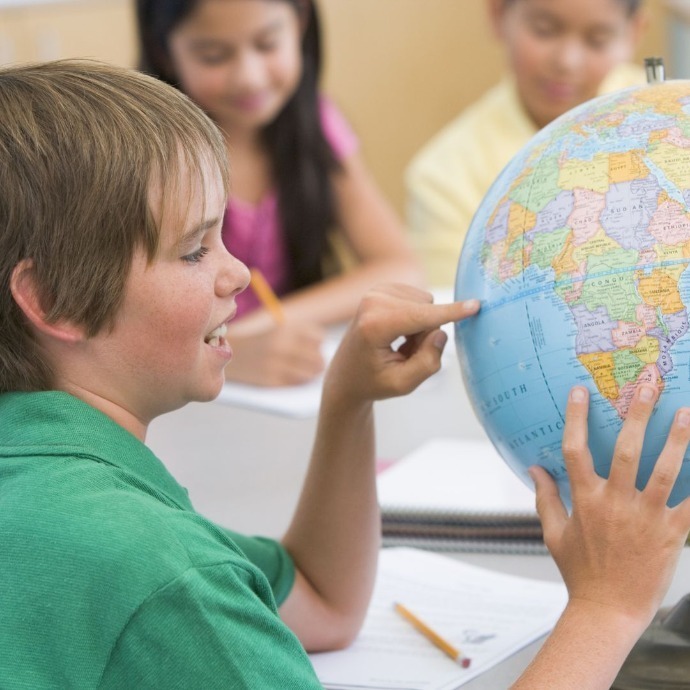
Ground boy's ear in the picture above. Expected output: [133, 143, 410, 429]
[10, 259, 85, 344]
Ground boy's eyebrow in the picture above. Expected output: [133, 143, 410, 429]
[588, 26, 617, 37]
[526, 7, 619, 34]
[176, 217, 222, 247]
[253, 18, 285, 37]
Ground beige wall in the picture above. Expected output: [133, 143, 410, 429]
[0, 0, 136, 66]
[321, 0, 668, 216]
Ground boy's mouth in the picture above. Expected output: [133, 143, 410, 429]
[204, 323, 228, 348]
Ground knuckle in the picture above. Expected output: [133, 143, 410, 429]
[424, 352, 442, 377]
[627, 399, 653, 422]
[652, 464, 676, 489]
[669, 423, 690, 449]
[358, 292, 379, 310]
[614, 442, 637, 467]
[561, 438, 585, 460]
[625, 409, 647, 427]
[356, 311, 380, 339]
[393, 370, 423, 396]
[409, 355, 441, 389]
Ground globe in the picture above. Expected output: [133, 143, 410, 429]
[455, 80, 690, 509]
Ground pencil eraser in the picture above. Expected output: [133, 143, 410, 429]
[461, 658, 471, 669]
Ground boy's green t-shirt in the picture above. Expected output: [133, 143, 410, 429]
[0, 391, 323, 689]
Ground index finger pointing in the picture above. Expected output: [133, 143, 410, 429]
[404, 299, 480, 335]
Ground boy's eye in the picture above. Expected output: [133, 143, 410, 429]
[586, 33, 613, 50]
[182, 246, 210, 264]
[531, 21, 558, 38]
[256, 40, 279, 53]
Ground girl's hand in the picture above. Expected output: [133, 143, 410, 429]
[323, 284, 479, 407]
[531, 385, 690, 631]
[225, 321, 326, 387]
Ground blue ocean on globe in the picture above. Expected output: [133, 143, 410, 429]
[455, 80, 690, 508]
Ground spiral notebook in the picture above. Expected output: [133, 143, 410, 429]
[378, 438, 544, 553]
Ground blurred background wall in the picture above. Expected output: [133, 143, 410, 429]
[0, 0, 683, 216]
[320, 0, 670, 215]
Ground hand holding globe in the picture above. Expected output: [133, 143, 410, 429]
[513, 382, 690, 689]
[454, 72, 690, 687]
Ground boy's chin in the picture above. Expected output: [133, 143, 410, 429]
[198, 379, 226, 404]
[172, 380, 226, 412]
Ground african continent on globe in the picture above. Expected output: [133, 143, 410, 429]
[455, 80, 690, 508]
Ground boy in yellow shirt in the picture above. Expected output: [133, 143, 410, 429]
[407, 0, 647, 285]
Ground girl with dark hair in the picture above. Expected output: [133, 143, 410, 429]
[137, 0, 422, 386]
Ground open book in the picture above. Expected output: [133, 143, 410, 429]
[309, 548, 567, 689]
[377, 438, 543, 553]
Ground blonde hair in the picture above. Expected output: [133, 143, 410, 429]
[0, 60, 228, 392]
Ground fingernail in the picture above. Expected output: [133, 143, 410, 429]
[463, 299, 480, 312]
[678, 410, 690, 428]
[570, 387, 586, 402]
[638, 385, 655, 402]
[433, 331, 448, 351]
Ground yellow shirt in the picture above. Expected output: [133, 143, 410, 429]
[406, 64, 646, 286]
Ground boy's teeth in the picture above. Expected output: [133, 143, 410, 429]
[205, 323, 227, 345]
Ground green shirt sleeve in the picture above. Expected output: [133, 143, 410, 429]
[99, 562, 321, 690]
[220, 529, 296, 606]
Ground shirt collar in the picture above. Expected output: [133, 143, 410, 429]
[0, 391, 192, 509]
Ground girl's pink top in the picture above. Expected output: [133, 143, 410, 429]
[223, 97, 359, 317]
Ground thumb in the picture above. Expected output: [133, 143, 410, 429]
[388, 328, 447, 395]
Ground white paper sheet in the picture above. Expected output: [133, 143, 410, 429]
[377, 438, 538, 517]
[309, 548, 567, 690]
[214, 336, 341, 418]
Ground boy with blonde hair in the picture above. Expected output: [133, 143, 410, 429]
[407, 0, 646, 285]
[1, 61, 689, 689]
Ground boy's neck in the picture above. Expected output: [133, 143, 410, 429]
[58, 380, 149, 442]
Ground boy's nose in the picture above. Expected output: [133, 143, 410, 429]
[552, 37, 586, 73]
[217, 252, 250, 298]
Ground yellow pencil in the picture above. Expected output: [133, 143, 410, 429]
[393, 602, 471, 668]
[249, 268, 285, 324]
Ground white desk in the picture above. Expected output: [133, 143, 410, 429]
[148, 344, 485, 537]
[147, 351, 690, 689]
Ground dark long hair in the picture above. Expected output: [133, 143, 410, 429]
[137, 0, 340, 289]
